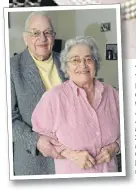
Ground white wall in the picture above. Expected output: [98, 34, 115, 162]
[9, 11, 59, 56]
[75, 9, 118, 88]
[9, 8, 119, 88]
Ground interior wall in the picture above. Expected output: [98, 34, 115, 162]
[9, 8, 119, 88]
[75, 9, 118, 88]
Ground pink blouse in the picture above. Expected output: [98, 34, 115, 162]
[32, 80, 120, 174]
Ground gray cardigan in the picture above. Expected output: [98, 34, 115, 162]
[10, 49, 66, 175]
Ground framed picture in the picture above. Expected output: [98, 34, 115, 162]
[100, 22, 111, 32]
[4, 4, 125, 180]
[106, 44, 118, 60]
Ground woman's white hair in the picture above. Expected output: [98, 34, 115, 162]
[60, 36, 101, 78]
[24, 11, 54, 32]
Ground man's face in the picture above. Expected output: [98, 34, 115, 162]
[24, 15, 55, 61]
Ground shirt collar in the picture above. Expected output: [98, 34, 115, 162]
[29, 49, 53, 64]
[68, 78, 104, 97]
[68, 79, 80, 96]
[95, 79, 104, 95]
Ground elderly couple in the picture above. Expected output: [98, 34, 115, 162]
[11, 11, 120, 175]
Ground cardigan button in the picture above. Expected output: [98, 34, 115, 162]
[26, 150, 31, 154]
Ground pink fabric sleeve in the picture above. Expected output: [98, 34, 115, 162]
[113, 88, 120, 151]
[31, 92, 66, 153]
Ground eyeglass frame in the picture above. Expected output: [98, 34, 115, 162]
[66, 55, 96, 66]
[25, 29, 56, 38]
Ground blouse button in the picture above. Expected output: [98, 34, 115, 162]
[96, 132, 100, 136]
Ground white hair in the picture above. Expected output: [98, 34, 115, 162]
[60, 36, 101, 78]
[24, 11, 54, 32]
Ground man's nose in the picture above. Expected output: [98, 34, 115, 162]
[40, 32, 48, 41]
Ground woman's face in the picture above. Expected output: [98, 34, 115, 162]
[66, 44, 96, 86]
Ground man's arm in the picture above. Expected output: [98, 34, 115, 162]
[11, 77, 40, 156]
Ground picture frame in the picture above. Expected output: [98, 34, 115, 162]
[106, 43, 118, 60]
[8, 12, 10, 28]
[4, 4, 125, 180]
[100, 22, 111, 32]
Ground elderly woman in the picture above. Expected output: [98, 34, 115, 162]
[32, 36, 120, 174]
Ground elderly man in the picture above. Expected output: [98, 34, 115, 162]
[11, 11, 66, 175]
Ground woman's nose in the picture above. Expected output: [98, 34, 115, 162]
[79, 59, 88, 67]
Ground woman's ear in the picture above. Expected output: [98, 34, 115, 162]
[64, 67, 69, 78]
[66, 67, 69, 76]
[94, 69, 97, 77]
[94, 64, 97, 77]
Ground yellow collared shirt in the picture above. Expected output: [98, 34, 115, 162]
[31, 53, 62, 90]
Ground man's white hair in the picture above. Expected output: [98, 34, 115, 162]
[24, 11, 54, 31]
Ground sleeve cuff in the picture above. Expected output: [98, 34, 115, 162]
[55, 144, 67, 153]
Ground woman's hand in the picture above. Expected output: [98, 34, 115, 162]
[72, 150, 96, 169]
[61, 149, 95, 169]
[95, 142, 120, 164]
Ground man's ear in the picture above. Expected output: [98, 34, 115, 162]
[23, 32, 28, 47]
[52, 35, 56, 45]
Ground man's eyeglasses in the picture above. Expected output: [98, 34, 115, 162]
[67, 56, 95, 66]
[25, 30, 56, 38]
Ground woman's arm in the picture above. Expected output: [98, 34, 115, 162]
[96, 87, 121, 164]
[32, 92, 67, 155]
[113, 87, 121, 152]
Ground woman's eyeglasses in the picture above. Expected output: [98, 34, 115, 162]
[67, 56, 95, 66]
